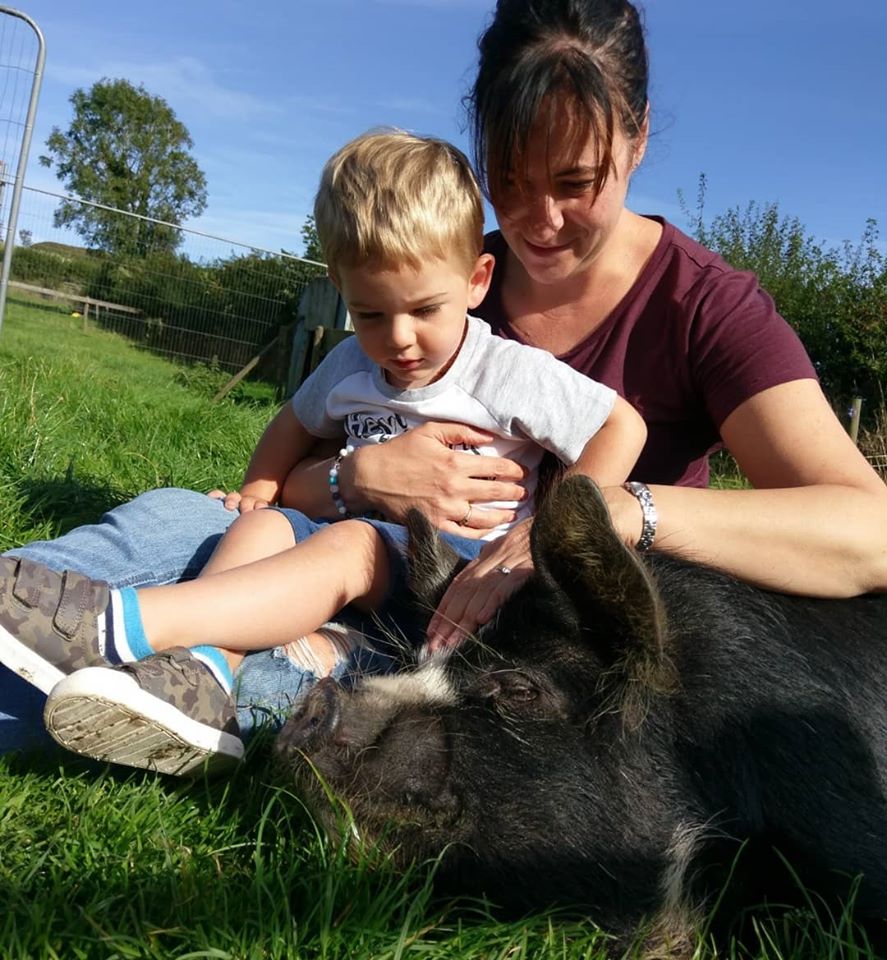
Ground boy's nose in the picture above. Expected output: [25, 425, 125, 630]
[387, 316, 416, 350]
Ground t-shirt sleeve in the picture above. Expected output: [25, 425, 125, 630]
[473, 339, 616, 464]
[689, 269, 818, 428]
[290, 336, 367, 438]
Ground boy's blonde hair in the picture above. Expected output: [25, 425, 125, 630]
[314, 129, 484, 276]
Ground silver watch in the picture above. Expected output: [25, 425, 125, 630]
[622, 481, 657, 552]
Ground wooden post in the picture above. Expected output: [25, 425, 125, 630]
[848, 397, 863, 445]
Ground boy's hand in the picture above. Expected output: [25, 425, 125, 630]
[423, 518, 534, 655]
[207, 489, 271, 512]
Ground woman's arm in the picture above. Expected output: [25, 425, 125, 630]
[604, 379, 887, 596]
[282, 420, 528, 535]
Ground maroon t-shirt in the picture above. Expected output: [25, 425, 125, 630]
[475, 219, 817, 487]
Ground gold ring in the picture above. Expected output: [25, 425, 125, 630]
[457, 504, 473, 527]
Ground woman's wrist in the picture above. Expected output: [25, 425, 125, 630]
[622, 481, 657, 551]
[601, 484, 647, 550]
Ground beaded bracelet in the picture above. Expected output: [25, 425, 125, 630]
[329, 445, 355, 518]
[622, 480, 657, 552]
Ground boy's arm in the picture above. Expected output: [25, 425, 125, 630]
[564, 394, 647, 489]
[236, 404, 320, 511]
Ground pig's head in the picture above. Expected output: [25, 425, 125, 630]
[274, 476, 680, 918]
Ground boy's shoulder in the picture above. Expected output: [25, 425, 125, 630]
[465, 314, 565, 369]
[464, 317, 611, 404]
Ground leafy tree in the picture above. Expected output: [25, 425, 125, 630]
[39, 78, 208, 256]
[680, 175, 886, 417]
[300, 215, 325, 263]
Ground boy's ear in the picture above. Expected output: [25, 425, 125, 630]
[327, 268, 341, 291]
[467, 253, 495, 309]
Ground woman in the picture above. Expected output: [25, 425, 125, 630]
[285, 0, 887, 645]
[4, 0, 886, 748]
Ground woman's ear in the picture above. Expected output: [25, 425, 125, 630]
[631, 105, 650, 171]
[467, 253, 495, 309]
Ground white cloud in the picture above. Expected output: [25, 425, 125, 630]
[46, 56, 277, 122]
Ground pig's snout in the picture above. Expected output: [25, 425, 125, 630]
[277, 676, 341, 755]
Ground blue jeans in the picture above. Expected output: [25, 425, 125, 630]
[1, 489, 331, 753]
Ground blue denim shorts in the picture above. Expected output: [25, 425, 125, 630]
[273, 508, 484, 653]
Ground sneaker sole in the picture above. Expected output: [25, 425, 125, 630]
[0, 621, 66, 694]
[44, 667, 244, 776]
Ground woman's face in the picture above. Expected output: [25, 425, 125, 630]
[493, 105, 646, 287]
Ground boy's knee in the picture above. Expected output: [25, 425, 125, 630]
[333, 519, 383, 551]
[229, 507, 293, 539]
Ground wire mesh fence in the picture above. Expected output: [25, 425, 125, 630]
[4, 183, 327, 378]
[0, 6, 45, 337]
[0, 10, 40, 192]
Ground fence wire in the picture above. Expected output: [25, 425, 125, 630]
[6, 183, 326, 376]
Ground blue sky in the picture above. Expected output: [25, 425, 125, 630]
[4, 0, 886, 258]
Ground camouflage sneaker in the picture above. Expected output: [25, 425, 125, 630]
[44, 648, 244, 776]
[0, 556, 111, 694]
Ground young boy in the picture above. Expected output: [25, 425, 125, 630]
[0, 130, 646, 775]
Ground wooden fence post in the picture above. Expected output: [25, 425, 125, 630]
[848, 396, 863, 445]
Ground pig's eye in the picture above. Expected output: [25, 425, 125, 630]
[501, 678, 537, 702]
[465, 666, 571, 720]
[471, 670, 540, 708]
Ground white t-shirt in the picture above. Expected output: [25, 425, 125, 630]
[292, 315, 616, 538]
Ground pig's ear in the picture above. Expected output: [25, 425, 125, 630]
[532, 476, 674, 703]
[406, 509, 465, 612]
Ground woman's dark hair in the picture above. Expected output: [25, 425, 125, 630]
[466, 0, 648, 204]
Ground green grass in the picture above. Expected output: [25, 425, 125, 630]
[0, 303, 878, 958]
[0, 298, 276, 551]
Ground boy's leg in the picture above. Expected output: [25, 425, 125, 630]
[134, 516, 389, 657]
[193, 509, 364, 678]
[1, 504, 348, 691]
[37, 519, 390, 774]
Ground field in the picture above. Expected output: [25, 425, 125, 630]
[0, 302, 878, 959]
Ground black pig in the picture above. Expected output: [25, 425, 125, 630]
[275, 476, 887, 953]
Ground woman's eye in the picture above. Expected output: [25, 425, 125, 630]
[560, 180, 594, 195]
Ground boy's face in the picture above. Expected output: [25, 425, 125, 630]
[333, 254, 493, 389]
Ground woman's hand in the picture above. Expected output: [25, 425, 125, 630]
[346, 421, 528, 538]
[424, 518, 534, 653]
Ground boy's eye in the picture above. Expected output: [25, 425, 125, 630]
[414, 304, 440, 317]
[354, 311, 383, 322]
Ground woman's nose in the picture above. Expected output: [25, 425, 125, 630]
[525, 192, 564, 233]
